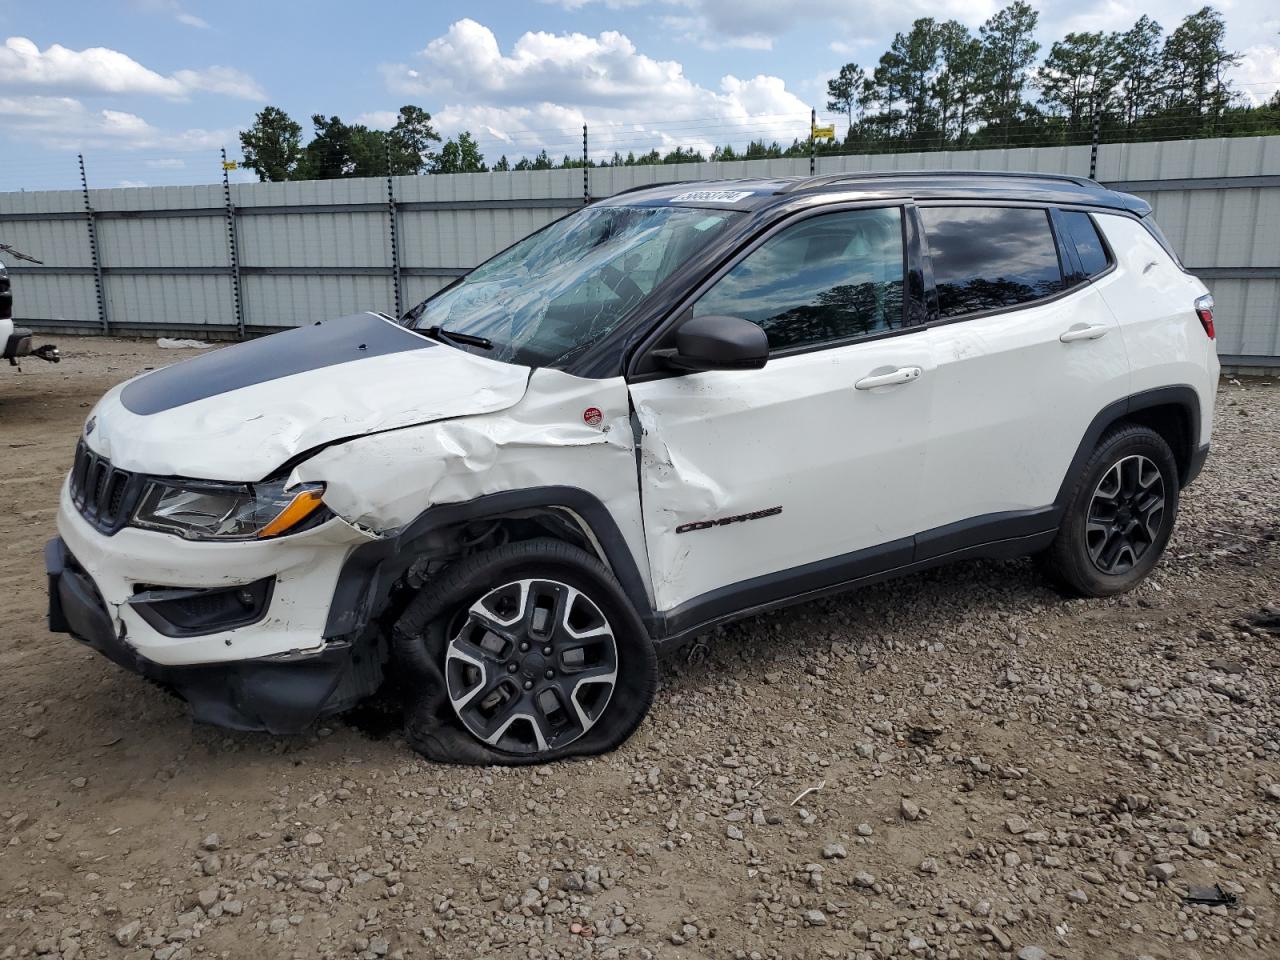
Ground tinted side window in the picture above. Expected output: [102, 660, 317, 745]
[1059, 210, 1109, 280]
[921, 206, 1063, 318]
[693, 207, 904, 351]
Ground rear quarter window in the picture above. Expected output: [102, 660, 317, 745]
[1058, 210, 1111, 280]
[920, 206, 1064, 319]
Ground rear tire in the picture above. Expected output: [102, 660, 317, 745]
[1038, 424, 1179, 597]
[392, 539, 657, 765]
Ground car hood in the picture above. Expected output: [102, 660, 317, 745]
[84, 312, 532, 481]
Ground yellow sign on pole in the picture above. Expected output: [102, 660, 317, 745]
[222, 160, 238, 171]
[811, 124, 836, 140]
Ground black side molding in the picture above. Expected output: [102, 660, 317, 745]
[913, 506, 1061, 563]
[658, 519, 1058, 644]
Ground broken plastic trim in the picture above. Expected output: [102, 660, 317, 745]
[1182, 885, 1238, 908]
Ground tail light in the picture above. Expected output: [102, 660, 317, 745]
[1194, 294, 1215, 339]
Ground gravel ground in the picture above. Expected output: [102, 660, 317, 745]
[1, 337, 1278, 960]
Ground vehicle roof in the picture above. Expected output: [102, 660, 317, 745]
[602, 170, 1150, 216]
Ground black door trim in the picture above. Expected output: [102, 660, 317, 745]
[655, 510, 1060, 645]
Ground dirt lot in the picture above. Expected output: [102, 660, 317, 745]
[0, 337, 1278, 960]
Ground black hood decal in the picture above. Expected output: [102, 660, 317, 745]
[121, 313, 434, 416]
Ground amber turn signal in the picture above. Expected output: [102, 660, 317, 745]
[257, 488, 326, 538]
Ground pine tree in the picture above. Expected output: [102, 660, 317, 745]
[978, 1, 1041, 144]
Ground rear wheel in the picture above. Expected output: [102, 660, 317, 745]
[393, 539, 657, 765]
[1039, 424, 1179, 597]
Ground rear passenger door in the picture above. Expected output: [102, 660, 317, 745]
[916, 204, 1131, 551]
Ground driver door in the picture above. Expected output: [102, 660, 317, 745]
[627, 205, 934, 623]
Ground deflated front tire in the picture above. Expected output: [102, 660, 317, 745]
[392, 539, 657, 765]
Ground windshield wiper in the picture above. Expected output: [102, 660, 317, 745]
[421, 325, 494, 350]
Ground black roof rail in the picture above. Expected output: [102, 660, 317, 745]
[603, 176, 766, 199]
[775, 169, 1100, 194]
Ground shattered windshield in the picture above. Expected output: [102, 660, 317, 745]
[409, 205, 743, 367]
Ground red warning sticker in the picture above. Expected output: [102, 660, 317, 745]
[582, 407, 603, 426]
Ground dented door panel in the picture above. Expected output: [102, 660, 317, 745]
[629, 339, 935, 613]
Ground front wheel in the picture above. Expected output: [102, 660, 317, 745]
[1038, 423, 1180, 597]
[392, 539, 657, 765]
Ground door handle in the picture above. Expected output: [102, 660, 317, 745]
[1059, 323, 1110, 343]
[854, 366, 922, 390]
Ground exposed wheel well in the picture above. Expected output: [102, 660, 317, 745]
[370, 508, 620, 632]
[1118, 402, 1194, 486]
[325, 487, 655, 644]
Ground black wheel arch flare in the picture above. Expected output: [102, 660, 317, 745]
[1054, 384, 1205, 507]
[323, 486, 655, 643]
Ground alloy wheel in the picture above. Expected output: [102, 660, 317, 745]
[1085, 454, 1166, 576]
[444, 578, 618, 755]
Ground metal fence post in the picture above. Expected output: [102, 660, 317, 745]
[1089, 92, 1101, 181]
[810, 108, 816, 177]
[78, 154, 109, 333]
[385, 143, 403, 319]
[583, 124, 590, 204]
[220, 148, 245, 337]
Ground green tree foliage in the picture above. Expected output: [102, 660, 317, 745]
[1116, 16, 1164, 129]
[1038, 31, 1118, 132]
[826, 63, 867, 133]
[514, 150, 555, 171]
[933, 21, 983, 146]
[387, 106, 441, 174]
[977, 1, 1041, 143]
[238, 106, 304, 182]
[1161, 6, 1240, 132]
[662, 146, 706, 164]
[433, 131, 487, 174]
[296, 114, 388, 179]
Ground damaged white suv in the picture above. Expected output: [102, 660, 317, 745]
[47, 172, 1219, 764]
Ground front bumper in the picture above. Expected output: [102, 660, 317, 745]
[55, 479, 376, 665]
[47, 537, 384, 734]
[47, 480, 387, 733]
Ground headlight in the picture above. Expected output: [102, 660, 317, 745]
[132, 478, 327, 541]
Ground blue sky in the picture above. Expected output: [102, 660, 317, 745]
[1, 0, 1277, 192]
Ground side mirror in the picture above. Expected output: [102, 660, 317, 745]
[657, 314, 769, 372]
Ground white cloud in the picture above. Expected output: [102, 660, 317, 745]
[0, 37, 263, 100]
[172, 65, 264, 100]
[540, 0, 656, 9]
[0, 93, 235, 152]
[133, 0, 211, 30]
[549, 0, 991, 44]
[1235, 44, 1280, 106]
[659, 15, 774, 50]
[380, 19, 811, 161]
[355, 110, 400, 129]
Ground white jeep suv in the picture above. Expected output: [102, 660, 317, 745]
[47, 172, 1219, 764]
